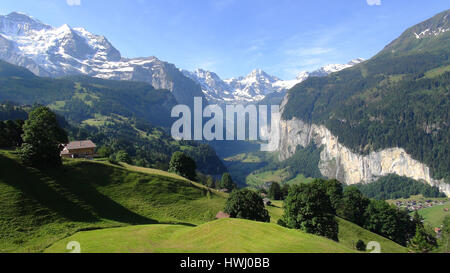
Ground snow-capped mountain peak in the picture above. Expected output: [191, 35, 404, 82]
[309, 58, 364, 77]
[241, 69, 280, 84]
[295, 71, 310, 81]
[183, 58, 364, 104]
[0, 12, 205, 106]
[0, 12, 51, 36]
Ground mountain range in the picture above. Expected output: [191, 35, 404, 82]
[182, 58, 364, 104]
[0, 9, 449, 196]
[0, 12, 204, 106]
[0, 11, 364, 105]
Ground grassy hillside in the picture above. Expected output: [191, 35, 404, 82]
[0, 150, 225, 252]
[336, 218, 408, 253]
[246, 169, 315, 188]
[414, 203, 450, 227]
[266, 201, 407, 253]
[0, 149, 407, 253]
[44, 216, 408, 253]
[45, 218, 356, 253]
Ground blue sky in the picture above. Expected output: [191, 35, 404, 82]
[1, 0, 449, 79]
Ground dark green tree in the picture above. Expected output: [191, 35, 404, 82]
[224, 189, 270, 222]
[442, 216, 450, 253]
[355, 240, 366, 251]
[281, 184, 290, 200]
[168, 151, 197, 181]
[17, 106, 67, 167]
[337, 186, 370, 227]
[220, 172, 235, 191]
[409, 225, 438, 253]
[269, 182, 282, 200]
[206, 175, 216, 189]
[363, 199, 416, 246]
[115, 150, 132, 164]
[313, 179, 343, 211]
[412, 210, 424, 229]
[97, 145, 112, 158]
[354, 174, 445, 200]
[443, 216, 450, 235]
[282, 183, 339, 241]
[0, 119, 24, 148]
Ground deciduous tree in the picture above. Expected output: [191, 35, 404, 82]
[224, 189, 270, 222]
[17, 106, 67, 167]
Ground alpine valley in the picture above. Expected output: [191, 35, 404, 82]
[0, 7, 449, 254]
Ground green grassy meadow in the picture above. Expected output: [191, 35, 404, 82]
[0, 149, 407, 253]
[45, 218, 356, 253]
[415, 203, 450, 227]
[0, 150, 225, 252]
[264, 200, 407, 253]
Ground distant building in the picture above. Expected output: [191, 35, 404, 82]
[215, 211, 230, 219]
[60, 140, 97, 159]
[263, 198, 271, 206]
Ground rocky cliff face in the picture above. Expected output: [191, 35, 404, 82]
[278, 96, 450, 197]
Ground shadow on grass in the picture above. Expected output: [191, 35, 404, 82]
[0, 155, 157, 225]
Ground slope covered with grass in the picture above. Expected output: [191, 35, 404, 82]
[0, 149, 407, 253]
[265, 201, 407, 253]
[0, 150, 225, 252]
[414, 203, 450, 227]
[336, 218, 408, 253]
[45, 218, 355, 253]
[46, 199, 407, 253]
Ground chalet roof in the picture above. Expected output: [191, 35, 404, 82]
[65, 140, 96, 150]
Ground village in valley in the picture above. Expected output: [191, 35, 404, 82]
[394, 199, 449, 212]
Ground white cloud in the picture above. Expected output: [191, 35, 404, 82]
[285, 47, 333, 57]
[66, 0, 81, 6]
[366, 0, 381, 6]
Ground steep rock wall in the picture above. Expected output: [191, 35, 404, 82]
[278, 107, 450, 196]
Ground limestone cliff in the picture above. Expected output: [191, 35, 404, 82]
[278, 97, 450, 197]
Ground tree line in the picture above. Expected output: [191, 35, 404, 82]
[353, 174, 446, 200]
[223, 178, 442, 252]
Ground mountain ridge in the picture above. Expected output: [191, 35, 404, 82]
[0, 12, 205, 106]
[278, 10, 450, 194]
[182, 58, 364, 104]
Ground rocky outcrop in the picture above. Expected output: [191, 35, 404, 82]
[278, 98, 450, 197]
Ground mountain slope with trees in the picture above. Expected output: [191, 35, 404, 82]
[282, 10, 450, 182]
[0, 61, 227, 175]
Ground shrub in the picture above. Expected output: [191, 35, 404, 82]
[224, 189, 270, 222]
[356, 240, 366, 251]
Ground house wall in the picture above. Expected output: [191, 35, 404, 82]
[68, 147, 95, 157]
